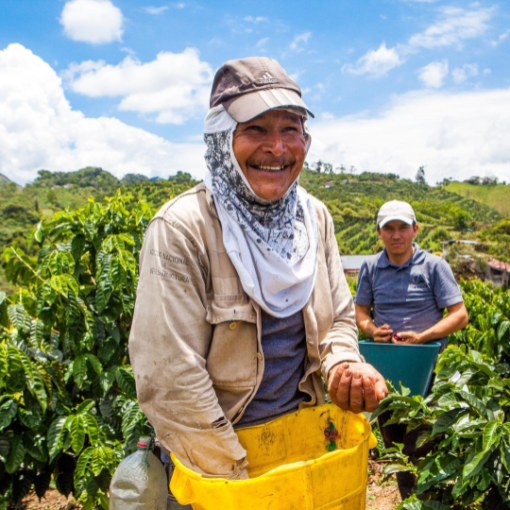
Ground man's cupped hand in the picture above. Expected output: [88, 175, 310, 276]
[327, 362, 388, 414]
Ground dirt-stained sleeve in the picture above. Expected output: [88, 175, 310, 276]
[318, 209, 363, 380]
[128, 216, 248, 478]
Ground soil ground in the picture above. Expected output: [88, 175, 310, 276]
[366, 460, 402, 510]
[20, 461, 401, 509]
[18, 491, 80, 510]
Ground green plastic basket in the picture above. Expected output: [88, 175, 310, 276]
[358, 341, 442, 397]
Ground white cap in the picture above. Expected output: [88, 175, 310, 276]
[377, 200, 416, 229]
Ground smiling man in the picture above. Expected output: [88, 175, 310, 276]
[354, 199, 468, 498]
[129, 57, 387, 508]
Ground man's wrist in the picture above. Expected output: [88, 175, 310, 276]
[417, 332, 429, 344]
[364, 322, 377, 339]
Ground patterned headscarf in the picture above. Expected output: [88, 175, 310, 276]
[204, 105, 318, 318]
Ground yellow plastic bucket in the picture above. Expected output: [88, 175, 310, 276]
[170, 404, 378, 510]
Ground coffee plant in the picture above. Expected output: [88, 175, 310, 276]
[1, 184, 510, 510]
[377, 280, 510, 509]
[0, 192, 155, 509]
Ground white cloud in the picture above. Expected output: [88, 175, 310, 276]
[407, 6, 494, 50]
[0, 44, 206, 185]
[452, 63, 478, 84]
[243, 16, 267, 23]
[173, 2, 185, 7]
[491, 29, 510, 46]
[309, 88, 510, 184]
[121, 47, 136, 56]
[288, 70, 303, 81]
[290, 32, 311, 51]
[342, 43, 404, 77]
[342, 6, 494, 80]
[144, 6, 168, 15]
[63, 49, 214, 124]
[60, 0, 123, 44]
[418, 60, 449, 88]
[256, 37, 269, 48]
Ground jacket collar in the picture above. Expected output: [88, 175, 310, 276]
[377, 243, 425, 269]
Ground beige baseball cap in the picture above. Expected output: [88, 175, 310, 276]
[210, 56, 314, 122]
[377, 200, 416, 228]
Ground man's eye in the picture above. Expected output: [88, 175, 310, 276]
[247, 125, 264, 132]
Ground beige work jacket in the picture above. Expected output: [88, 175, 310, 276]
[129, 183, 362, 478]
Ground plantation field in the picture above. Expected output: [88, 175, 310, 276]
[2, 167, 510, 509]
[446, 182, 510, 217]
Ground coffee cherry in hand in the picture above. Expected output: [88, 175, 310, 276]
[393, 331, 405, 342]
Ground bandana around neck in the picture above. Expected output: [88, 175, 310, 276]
[203, 105, 319, 318]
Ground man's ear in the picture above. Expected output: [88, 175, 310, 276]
[413, 224, 419, 237]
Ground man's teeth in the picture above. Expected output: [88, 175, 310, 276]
[255, 165, 285, 171]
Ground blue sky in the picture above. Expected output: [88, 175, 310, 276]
[1, 0, 509, 185]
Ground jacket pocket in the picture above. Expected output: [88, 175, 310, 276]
[206, 303, 258, 387]
[206, 295, 256, 325]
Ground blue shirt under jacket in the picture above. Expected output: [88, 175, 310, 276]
[235, 309, 309, 428]
[355, 244, 463, 345]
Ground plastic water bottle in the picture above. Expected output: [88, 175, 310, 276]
[109, 436, 168, 509]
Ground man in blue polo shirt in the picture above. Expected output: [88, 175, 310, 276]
[355, 199, 468, 499]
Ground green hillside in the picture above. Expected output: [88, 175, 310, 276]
[300, 170, 501, 255]
[445, 182, 510, 217]
[0, 168, 199, 292]
[2, 166, 509, 291]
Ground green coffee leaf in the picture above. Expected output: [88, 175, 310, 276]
[497, 320, 510, 341]
[48, 416, 67, 463]
[70, 415, 86, 454]
[76, 399, 95, 415]
[463, 449, 491, 479]
[115, 367, 137, 399]
[75, 446, 94, 480]
[85, 353, 102, 376]
[5, 435, 25, 474]
[73, 355, 87, 388]
[0, 399, 17, 431]
[482, 421, 499, 451]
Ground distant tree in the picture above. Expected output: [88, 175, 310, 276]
[323, 163, 333, 174]
[336, 165, 346, 174]
[46, 189, 57, 205]
[415, 166, 426, 185]
[452, 210, 472, 231]
[465, 176, 481, 185]
[33, 167, 120, 193]
[121, 173, 150, 185]
[315, 160, 323, 173]
[430, 227, 450, 242]
[168, 171, 193, 184]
